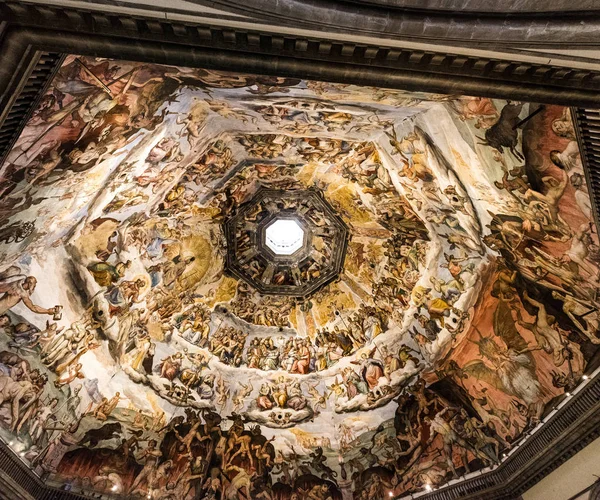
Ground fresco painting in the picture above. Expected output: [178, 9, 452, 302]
[0, 55, 598, 499]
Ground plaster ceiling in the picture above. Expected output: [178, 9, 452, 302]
[0, 55, 598, 500]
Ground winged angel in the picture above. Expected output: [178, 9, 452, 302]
[463, 301, 545, 422]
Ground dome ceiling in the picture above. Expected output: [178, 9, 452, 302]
[0, 55, 598, 499]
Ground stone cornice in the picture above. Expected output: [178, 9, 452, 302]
[1, 2, 600, 108]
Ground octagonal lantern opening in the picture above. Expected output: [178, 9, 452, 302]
[265, 218, 305, 256]
[223, 187, 349, 297]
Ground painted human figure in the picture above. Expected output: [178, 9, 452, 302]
[33, 409, 89, 476]
[124, 330, 153, 372]
[130, 439, 163, 495]
[353, 352, 386, 390]
[287, 381, 308, 411]
[306, 484, 333, 500]
[561, 222, 598, 279]
[87, 260, 130, 287]
[157, 463, 204, 499]
[251, 437, 275, 475]
[91, 466, 124, 494]
[552, 291, 600, 344]
[515, 291, 583, 368]
[290, 339, 311, 374]
[272, 377, 289, 408]
[424, 408, 470, 477]
[159, 352, 183, 380]
[28, 398, 59, 445]
[201, 468, 222, 500]
[65, 385, 82, 418]
[341, 367, 368, 399]
[223, 464, 256, 500]
[256, 383, 274, 411]
[42, 320, 87, 367]
[0, 267, 59, 316]
[90, 392, 123, 421]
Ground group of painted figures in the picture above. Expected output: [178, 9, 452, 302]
[179, 302, 387, 375]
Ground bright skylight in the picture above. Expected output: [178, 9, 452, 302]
[265, 218, 305, 255]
